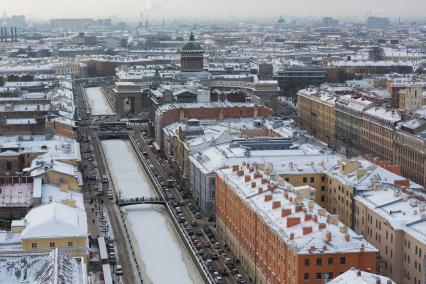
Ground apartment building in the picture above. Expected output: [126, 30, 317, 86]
[360, 106, 400, 162]
[297, 87, 426, 188]
[279, 158, 422, 228]
[297, 89, 337, 148]
[335, 95, 375, 156]
[395, 130, 426, 187]
[399, 84, 425, 111]
[354, 186, 426, 284]
[216, 163, 378, 284]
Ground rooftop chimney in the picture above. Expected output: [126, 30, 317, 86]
[357, 270, 362, 276]
[319, 223, 326, 230]
[258, 187, 263, 194]
[245, 175, 251, 182]
[289, 232, 295, 240]
[302, 226, 313, 235]
[251, 181, 256, 188]
[287, 217, 301, 228]
[264, 194, 273, 202]
[325, 231, 332, 242]
[281, 208, 292, 217]
[304, 214, 312, 221]
[272, 201, 281, 209]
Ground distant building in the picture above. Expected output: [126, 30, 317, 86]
[367, 17, 391, 29]
[50, 18, 95, 30]
[274, 66, 330, 97]
[180, 32, 204, 72]
[322, 17, 339, 27]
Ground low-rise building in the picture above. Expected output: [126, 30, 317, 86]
[12, 202, 88, 259]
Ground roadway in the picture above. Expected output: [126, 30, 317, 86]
[74, 83, 140, 284]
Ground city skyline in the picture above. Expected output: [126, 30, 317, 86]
[3, 0, 426, 20]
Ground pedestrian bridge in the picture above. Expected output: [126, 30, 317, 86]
[117, 196, 167, 207]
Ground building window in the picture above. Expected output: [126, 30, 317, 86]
[68, 241, 73, 247]
[303, 177, 307, 183]
[340, 257, 346, 264]
[304, 273, 309, 280]
[321, 196, 325, 202]
[310, 177, 315, 183]
[31, 243, 37, 249]
[316, 258, 322, 266]
[321, 186, 325, 191]
[304, 259, 310, 266]
[6, 161, 11, 171]
[49, 242, 55, 248]
[321, 176, 325, 182]
[316, 273, 322, 280]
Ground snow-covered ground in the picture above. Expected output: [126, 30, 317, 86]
[102, 140, 202, 284]
[85, 87, 114, 116]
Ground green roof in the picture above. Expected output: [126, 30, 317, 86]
[182, 32, 203, 52]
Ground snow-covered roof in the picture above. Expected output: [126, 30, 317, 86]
[0, 134, 80, 164]
[21, 202, 87, 240]
[41, 183, 84, 210]
[329, 267, 395, 284]
[355, 185, 426, 244]
[217, 165, 377, 255]
[0, 249, 86, 284]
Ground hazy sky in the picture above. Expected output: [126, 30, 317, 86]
[2, 0, 426, 20]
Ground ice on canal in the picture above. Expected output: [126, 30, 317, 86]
[102, 140, 202, 284]
[85, 87, 114, 116]
[102, 140, 154, 199]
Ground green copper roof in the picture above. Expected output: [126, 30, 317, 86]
[182, 32, 203, 52]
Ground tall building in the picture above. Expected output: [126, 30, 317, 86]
[216, 163, 378, 284]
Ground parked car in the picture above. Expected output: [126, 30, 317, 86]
[116, 265, 123, 275]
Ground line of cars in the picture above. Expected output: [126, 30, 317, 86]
[138, 132, 248, 283]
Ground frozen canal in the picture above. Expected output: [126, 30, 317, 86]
[101, 140, 202, 284]
[85, 87, 114, 116]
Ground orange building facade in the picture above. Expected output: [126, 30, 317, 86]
[216, 163, 378, 284]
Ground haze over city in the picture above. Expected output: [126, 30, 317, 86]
[0, 1, 426, 284]
[3, 0, 426, 19]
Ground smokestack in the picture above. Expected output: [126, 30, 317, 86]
[14, 26, 17, 42]
[10, 27, 13, 42]
[4, 27, 7, 42]
[0, 27, 3, 42]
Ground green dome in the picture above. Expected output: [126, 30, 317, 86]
[182, 32, 203, 52]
